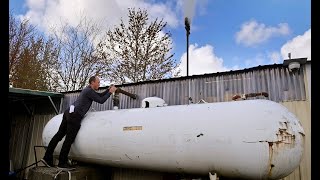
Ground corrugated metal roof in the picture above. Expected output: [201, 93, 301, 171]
[9, 87, 63, 115]
[9, 87, 63, 98]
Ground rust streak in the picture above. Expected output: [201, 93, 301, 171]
[268, 142, 274, 178]
[299, 132, 305, 136]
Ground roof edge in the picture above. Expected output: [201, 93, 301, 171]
[64, 61, 311, 93]
[9, 87, 64, 97]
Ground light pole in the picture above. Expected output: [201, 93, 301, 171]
[185, 17, 190, 77]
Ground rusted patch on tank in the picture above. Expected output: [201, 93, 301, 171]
[276, 122, 295, 144]
[267, 121, 297, 178]
[246, 121, 303, 178]
[257, 123, 295, 145]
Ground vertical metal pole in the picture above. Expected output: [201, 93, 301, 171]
[187, 26, 190, 104]
[187, 29, 189, 77]
[185, 17, 191, 104]
[185, 17, 190, 77]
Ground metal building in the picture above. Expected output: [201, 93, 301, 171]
[9, 88, 64, 179]
[8, 58, 311, 180]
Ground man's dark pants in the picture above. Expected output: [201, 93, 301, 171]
[43, 109, 82, 165]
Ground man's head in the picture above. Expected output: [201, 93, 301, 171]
[89, 76, 100, 90]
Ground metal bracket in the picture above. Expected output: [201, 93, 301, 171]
[34, 145, 48, 167]
[48, 96, 59, 115]
[21, 100, 32, 116]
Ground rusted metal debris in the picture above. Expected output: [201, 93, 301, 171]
[232, 92, 269, 101]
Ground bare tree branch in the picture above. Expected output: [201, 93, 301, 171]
[97, 8, 180, 84]
[45, 15, 110, 91]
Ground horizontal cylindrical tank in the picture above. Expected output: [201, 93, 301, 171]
[42, 99, 304, 179]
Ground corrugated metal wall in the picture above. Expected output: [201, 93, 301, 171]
[9, 114, 55, 179]
[9, 115, 33, 179]
[280, 100, 311, 180]
[25, 114, 56, 179]
[62, 67, 306, 111]
[279, 64, 311, 180]
[304, 63, 311, 107]
[62, 66, 306, 112]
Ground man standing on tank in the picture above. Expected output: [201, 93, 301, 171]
[41, 75, 117, 168]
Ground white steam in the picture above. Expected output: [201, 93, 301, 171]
[182, 0, 196, 24]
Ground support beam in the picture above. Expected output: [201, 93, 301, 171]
[48, 96, 59, 115]
[21, 101, 32, 116]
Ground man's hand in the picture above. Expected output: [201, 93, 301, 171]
[108, 85, 117, 93]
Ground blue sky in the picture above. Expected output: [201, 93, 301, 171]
[10, 0, 311, 76]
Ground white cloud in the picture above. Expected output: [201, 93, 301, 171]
[19, 0, 179, 35]
[243, 54, 266, 67]
[280, 29, 311, 60]
[176, 44, 229, 76]
[236, 20, 290, 47]
[238, 29, 311, 67]
[26, 0, 45, 10]
[145, 3, 179, 28]
[268, 51, 281, 64]
[232, 53, 281, 70]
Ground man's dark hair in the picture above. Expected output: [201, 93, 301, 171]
[89, 76, 97, 84]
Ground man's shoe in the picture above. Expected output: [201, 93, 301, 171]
[40, 158, 53, 167]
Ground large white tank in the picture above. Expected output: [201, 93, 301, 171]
[42, 99, 305, 179]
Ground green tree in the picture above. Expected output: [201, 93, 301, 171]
[9, 12, 34, 86]
[9, 11, 51, 90]
[98, 8, 180, 84]
[13, 37, 48, 90]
